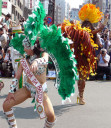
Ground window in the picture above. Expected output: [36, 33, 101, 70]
[12, 6, 15, 14]
[14, 15, 16, 21]
[18, 13, 19, 19]
[16, 11, 17, 16]
[20, 2, 21, 8]
[18, 0, 19, 6]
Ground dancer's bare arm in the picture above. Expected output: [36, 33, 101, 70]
[5, 64, 23, 102]
[92, 23, 105, 35]
[15, 63, 23, 80]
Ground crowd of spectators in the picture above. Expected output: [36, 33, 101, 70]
[90, 23, 111, 80]
[0, 14, 25, 77]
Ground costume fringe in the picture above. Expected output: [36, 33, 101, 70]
[61, 20, 97, 79]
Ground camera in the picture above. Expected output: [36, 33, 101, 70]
[101, 51, 105, 54]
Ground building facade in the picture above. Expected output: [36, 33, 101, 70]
[55, 0, 65, 24]
[1, 0, 25, 25]
[69, 8, 79, 21]
[65, 2, 70, 19]
[54, 5, 61, 25]
[92, 0, 111, 29]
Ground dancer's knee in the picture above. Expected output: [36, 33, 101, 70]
[3, 100, 13, 111]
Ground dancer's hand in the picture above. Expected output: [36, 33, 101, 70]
[5, 93, 15, 103]
[30, 60, 38, 73]
[0, 81, 4, 91]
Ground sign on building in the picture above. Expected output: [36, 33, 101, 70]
[30, 0, 32, 9]
[2, 1, 8, 8]
[2, 0, 12, 15]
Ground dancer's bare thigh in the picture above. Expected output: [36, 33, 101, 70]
[5, 87, 31, 107]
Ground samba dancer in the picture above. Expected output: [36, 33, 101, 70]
[3, 37, 56, 128]
[60, 3, 108, 105]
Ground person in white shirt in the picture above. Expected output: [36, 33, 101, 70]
[0, 27, 7, 49]
[96, 48, 110, 80]
[0, 14, 12, 32]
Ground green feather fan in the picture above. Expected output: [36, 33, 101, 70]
[39, 25, 78, 100]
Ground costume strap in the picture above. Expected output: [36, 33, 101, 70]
[20, 58, 45, 119]
[35, 57, 48, 65]
[4, 109, 17, 128]
[9, 78, 18, 93]
[44, 118, 57, 128]
[4, 109, 13, 115]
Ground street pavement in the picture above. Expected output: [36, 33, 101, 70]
[0, 78, 111, 128]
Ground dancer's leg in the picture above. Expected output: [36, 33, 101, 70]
[77, 72, 86, 105]
[3, 87, 31, 128]
[43, 92, 56, 128]
[77, 79, 85, 105]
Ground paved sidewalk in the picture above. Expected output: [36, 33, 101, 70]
[0, 78, 111, 128]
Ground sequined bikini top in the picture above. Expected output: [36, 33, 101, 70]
[28, 55, 46, 75]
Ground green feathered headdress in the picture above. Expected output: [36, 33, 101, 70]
[10, 33, 26, 55]
[24, 1, 46, 47]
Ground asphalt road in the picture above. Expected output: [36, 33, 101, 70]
[0, 78, 111, 128]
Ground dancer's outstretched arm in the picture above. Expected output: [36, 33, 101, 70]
[5, 64, 23, 103]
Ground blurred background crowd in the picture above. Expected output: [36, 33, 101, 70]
[0, 14, 25, 77]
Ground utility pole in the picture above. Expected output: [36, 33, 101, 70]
[48, 0, 55, 24]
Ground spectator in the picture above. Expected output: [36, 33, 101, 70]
[7, 28, 13, 47]
[2, 48, 13, 77]
[0, 14, 12, 33]
[102, 34, 111, 52]
[109, 30, 111, 41]
[96, 48, 110, 80]
[0, 46, 3, 77]
[0, 27, 7, 49]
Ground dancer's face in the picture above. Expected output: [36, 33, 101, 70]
[83, 23, 92, 29]
[24, 48, 33, 56]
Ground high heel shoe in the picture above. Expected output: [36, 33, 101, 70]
[77, 96, 85, 105]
